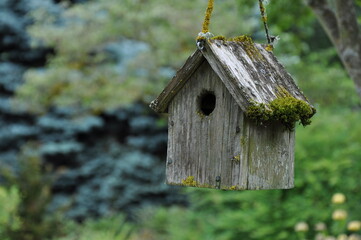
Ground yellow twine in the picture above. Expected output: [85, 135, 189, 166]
[201, 0, 214, 33]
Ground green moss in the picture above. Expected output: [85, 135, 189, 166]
[198, 33, 263, 60]
[196, 36, 206, 41]
[231, 155, 241, 162]
[240, 137, 247, 146]
[181, 176, 198, 187]
[228, 186, 238, 191]
[246, 87, 316, 130]
[265, 44, 273, 52]
[179, 177, 214, 188]
[228, 35, 252, 42]
[173, 178, 244, 191]
[211, 35, 226, 41]
[227, 35, 263, 60]
[196, 110, 206, 119]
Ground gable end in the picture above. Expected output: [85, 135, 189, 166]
[150, 50, 205, 113]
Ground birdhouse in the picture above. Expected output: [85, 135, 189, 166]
[150, 39, 315, 190]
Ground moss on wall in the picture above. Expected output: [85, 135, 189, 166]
[181, 176, 199, 187]
[179, 176, 242, 190]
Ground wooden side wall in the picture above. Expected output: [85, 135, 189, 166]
[166, 61, 294, 190]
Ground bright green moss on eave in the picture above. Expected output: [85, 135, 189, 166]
[246, 87, 316, 130]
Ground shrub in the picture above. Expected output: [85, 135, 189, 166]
[0, 186, 21, 240]
[56, 215, 134, 240]
[0, 144, 64, 240]
[133, 108, 361, 240]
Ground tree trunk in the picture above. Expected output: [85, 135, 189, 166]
[305, 0, 361, 99]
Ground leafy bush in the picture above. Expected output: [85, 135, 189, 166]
[0, 186, 21, 240]
[15, 0, 256, 113]
[56, 215, 134, 240]
[132, 108, 361, 240]
[294, 193, 361, 240]
[289, 49, 360, 109]
[0, 144, 65, 240]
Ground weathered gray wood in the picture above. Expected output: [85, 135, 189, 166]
[202, 40, 311, 112]
[166, 61, 294, 190]
[246, 121, 294, 189]
[150, 50, 204, 113]
[151, 40, 313, 114]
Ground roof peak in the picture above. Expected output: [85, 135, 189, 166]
[150, 40, 312, 115]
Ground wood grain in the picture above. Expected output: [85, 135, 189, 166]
[166, 61, 294, 190]
[150, 50, 204, 113]
[151, 40, 313, 114]
[202, 40, 311, 112]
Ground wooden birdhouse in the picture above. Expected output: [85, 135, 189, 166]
[150, 39, 315, 190]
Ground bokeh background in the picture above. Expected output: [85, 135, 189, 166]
[0, 0, 361, 239]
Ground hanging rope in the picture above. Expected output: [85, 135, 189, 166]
[197, 0, 215, 44]
[201, 0, 214, 33]
[258, 0, 271, 44]
[196, 0, 278, 51]
[258, 0, 279, 51]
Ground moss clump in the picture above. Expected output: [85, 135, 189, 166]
[228, 35, 263, 60]
[247, 103, 272, 122]
[231, 155, 241, 162]
[228, 186, 238, 190]
[265, 44, 273, 52]
[211, 35, 226, 41]
[181, 176, 198, 187]
[178, 178, 243, 190]
[240, 137, 247, 146]
[196, 110, 206, 119]
[180, 177, 216, 189]
[246, 87, 316, 130]
[196, 36, 206, 41]
[228, 35, 253, 42]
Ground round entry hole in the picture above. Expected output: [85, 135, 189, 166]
[198, 91, 216, 116]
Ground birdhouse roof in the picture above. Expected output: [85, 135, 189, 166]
[150, 39, 312, 113]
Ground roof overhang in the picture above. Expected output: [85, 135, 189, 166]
[150, 40, 312, 113]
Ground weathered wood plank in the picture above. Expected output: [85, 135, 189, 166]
[151, 40, 313, 114]
[246, 121, 294, 189]
[202, 40, 312, 111]
[150, 50, 205, 113]
[237, 115, 251, 189]
[166, 60, 294, 190]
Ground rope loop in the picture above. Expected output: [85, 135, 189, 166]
[196, 0, 278, 49]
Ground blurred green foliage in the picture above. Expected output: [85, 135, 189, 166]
[0, 144, 64, 240]
[56, 215, 134, 240]
[294, 193, 361, 240]
[0, 187, 21, 240]
[8, 0, 361, 239]
[14, 0, 256, 113]
[15, 0, 359, 113]
[131, 108, 361, 240]
[290, 49, 360, 108]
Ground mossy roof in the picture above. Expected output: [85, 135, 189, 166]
[150, 40, 312, 113]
